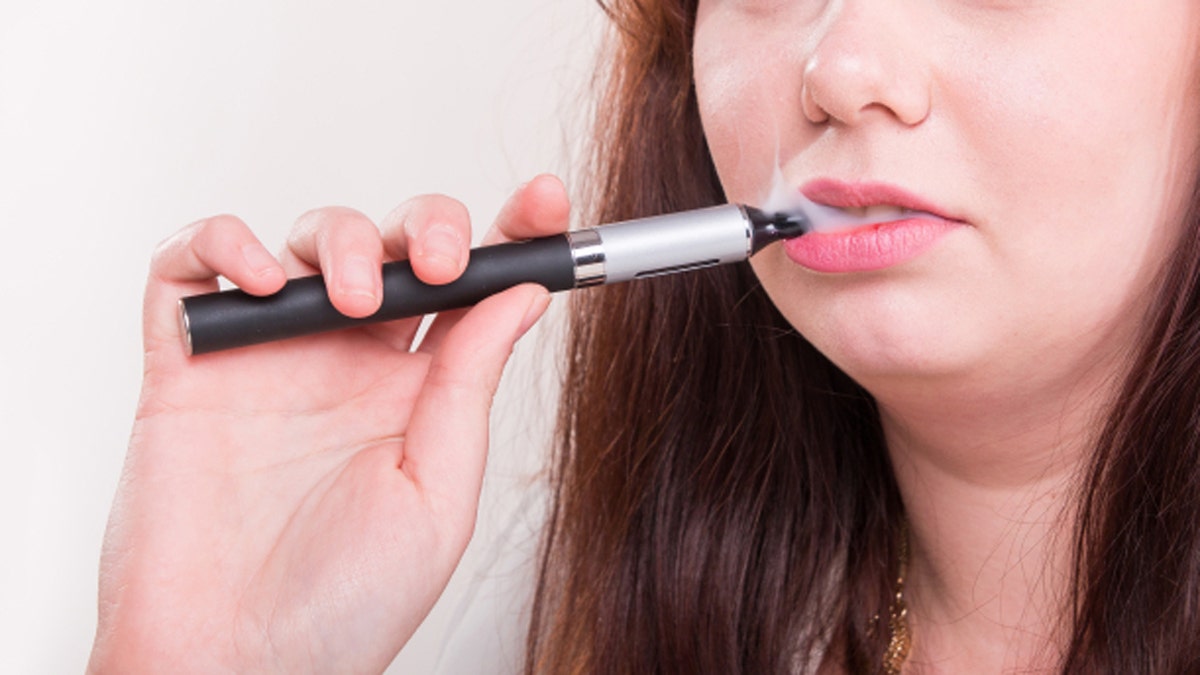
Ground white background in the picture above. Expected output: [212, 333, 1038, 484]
[0, 1, 601, 672]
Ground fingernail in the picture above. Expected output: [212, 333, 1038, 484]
[340, 255, 379, 301]
[241, 244, 278, 277]
[420, 225, 464, 271]
[517, 289, 551, 338]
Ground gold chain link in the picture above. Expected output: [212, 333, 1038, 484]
[882, 524, 911, 675]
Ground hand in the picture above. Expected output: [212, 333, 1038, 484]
[88, 175, 571, 673]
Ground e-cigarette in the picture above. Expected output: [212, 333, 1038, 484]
[179, 204, 810, 355]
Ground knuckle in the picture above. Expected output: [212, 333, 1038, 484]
[382, 194, 473, 240]
[150, 224, 194, 266]
[197, 214, 249, 248]
[289, 206, 377, 257]
[203, 212, 248, 232]
[426, 357, 498, 402]
[301, 207, 377, 245]
[406, 195, 472, 236]
[425, 358, 471, 393]
[429, 194, 471, 223]
[378, 201, 414, 242]
[150, 214, 245, 271]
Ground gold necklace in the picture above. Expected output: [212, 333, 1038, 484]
[882, 525, 912, 675]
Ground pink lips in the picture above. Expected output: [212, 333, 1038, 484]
[783, 180, 964, 274]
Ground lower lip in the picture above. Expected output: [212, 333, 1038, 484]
[782, 217, 960, 273]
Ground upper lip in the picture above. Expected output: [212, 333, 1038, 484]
[800, 178, 962, 222]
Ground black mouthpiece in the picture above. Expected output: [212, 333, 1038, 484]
[745, 206, 812, 253]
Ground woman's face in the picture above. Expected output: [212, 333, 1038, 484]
[694, 1, 1200, 402]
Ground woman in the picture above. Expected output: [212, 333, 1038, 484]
[89, 0, 1200, 673]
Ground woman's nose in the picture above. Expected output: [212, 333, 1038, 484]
[800, 3, 932, 128]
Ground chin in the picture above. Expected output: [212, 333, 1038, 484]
[810, 315, 976, 386]
[752, 255, 990, 388]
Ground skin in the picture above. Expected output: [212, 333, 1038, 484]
[89, 176, 571, 673]
[694, 0, 1200, 672]
[90, 2, 1200, 673]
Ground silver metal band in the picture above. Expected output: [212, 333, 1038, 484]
[567, 228, 606, 287]
[590, 205, 751, 283]
[566, 204, 753, 289]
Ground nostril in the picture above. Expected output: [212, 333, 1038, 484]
[801, 79, 831, 125]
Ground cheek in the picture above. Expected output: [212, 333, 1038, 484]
[949, 8, 1198, 250]
[930, 6, 1200, 342]
[693, 22, 795, 205]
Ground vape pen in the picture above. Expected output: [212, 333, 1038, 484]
[179, 204, 810, 355]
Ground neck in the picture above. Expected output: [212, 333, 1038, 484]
[870, 366, 1117, 673]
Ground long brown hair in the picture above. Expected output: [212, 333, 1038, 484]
[526, 1, 1200, 672]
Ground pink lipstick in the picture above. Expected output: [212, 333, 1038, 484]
[782, 180, 963, 274]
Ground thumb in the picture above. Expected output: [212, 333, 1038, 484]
[401, 283, 551, 510]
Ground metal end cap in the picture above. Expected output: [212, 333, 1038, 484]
[178, 299, 194, 357]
